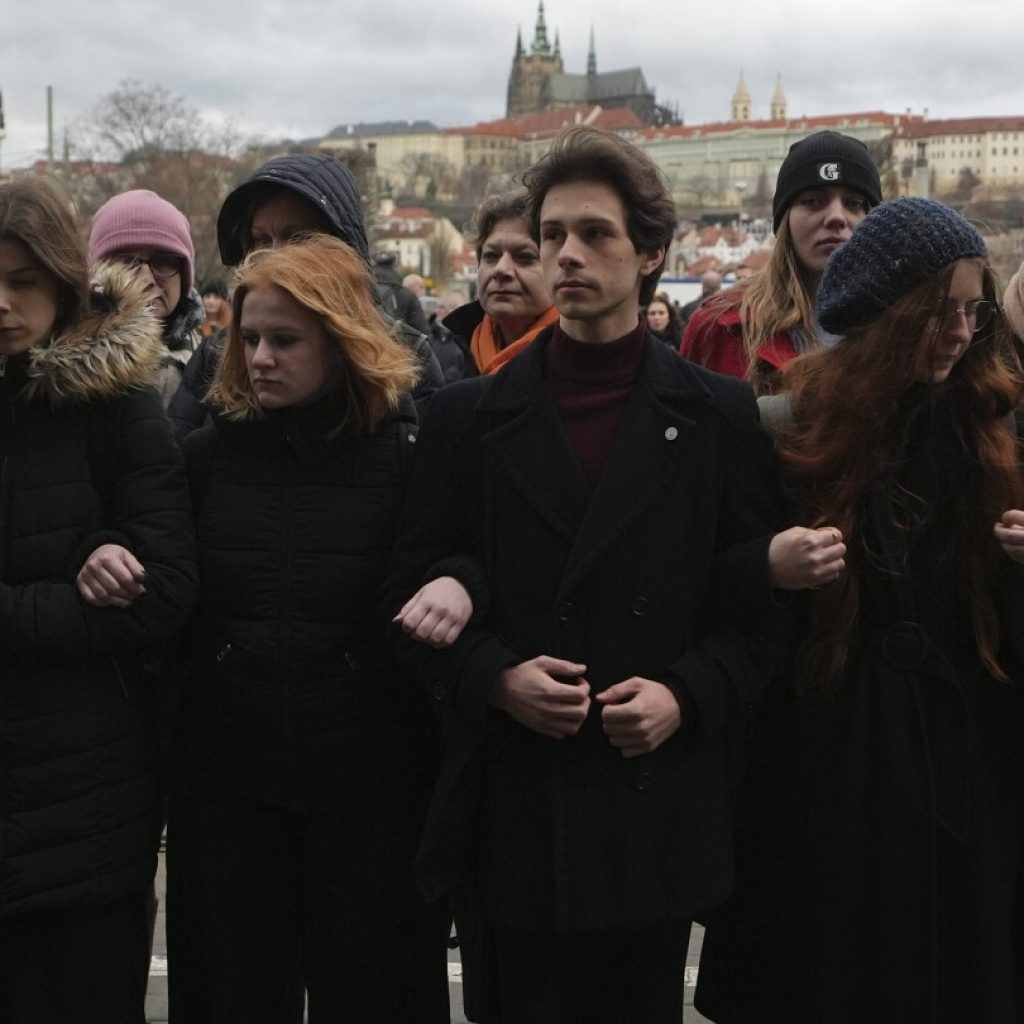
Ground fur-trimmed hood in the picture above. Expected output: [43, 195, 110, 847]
[24, 261, 164, 405]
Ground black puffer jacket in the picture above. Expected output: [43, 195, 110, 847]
[178, 395, 437, 811]
[0, 264, 198, 917]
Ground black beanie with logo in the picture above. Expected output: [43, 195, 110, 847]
[772, 131, 883, 231]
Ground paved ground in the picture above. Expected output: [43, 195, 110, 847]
[145, 852, 711, 1022]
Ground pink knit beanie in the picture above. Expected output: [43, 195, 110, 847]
[88, 190, 195, 290]
[1003, 260, 1024, 342]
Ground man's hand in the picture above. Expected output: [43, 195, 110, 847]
[768, 525, 845, 590]
[597, 677, 682, 757]
[491, 656, 590, 739]
[394, 576, 473, 648]
[995, 509, 1024, 564]
[77, 544, 146, 609]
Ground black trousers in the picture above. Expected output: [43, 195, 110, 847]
[166, 787, 450, 1024]
[0, 893, 150, 1024]
[492, 918, 691, 1024]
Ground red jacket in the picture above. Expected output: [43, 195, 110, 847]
[680, 302, 797, 380]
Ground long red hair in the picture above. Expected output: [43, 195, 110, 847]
[779, 258, 1024, 691]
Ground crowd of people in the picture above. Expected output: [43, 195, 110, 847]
[0, 123, 1022, 1024]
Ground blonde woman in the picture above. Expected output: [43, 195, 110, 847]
[166, 235, 451, 1022]
[681, 132, 881, 395]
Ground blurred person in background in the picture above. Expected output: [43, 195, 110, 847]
[678, 269, 722, 328]
[644, 291, 682, 347]
[373, 250, 430, 334]
[199, 279, 231, 338]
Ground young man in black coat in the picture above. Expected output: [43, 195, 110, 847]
[387, 126, 789, 1023]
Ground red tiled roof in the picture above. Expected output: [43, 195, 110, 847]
[446, 104, 644, 140]
[640, 111, 914, 141]
[894, 116, 1024, 138]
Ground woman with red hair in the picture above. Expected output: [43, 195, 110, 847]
[165, 235, 452, 1022]
[699, 199, 1024, 1023]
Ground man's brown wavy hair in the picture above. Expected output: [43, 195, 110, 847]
[208, 235, 418, 437]
[523, 125, 676, 306]
[778, 258, 1024, 691]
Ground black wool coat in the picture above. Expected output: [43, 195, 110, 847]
[385, 329, 790, 932]
[0, 265, 198, 917]
[697, 401, 1024, 1024]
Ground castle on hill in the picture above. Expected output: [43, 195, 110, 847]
[505, 2, 677, 126]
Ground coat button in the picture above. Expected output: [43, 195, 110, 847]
[633, 770, 654, 792]
[630, 596, 648, 616]
[664, 426, 678, 441]
[558, 601, 574, 622]
[431, 680, 447, 702]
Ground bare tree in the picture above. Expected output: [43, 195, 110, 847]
[456, 161, 493, 206]
[68, 80, 265, 283]
[684, 174, 716, 208]
[865, 137, 898, 198]
[78, 80, 206, 162]
[399, 153, 457, 199]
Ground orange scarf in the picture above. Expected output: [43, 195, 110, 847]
[470, 307, 560, 375]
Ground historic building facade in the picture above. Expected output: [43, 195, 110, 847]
[506, 3, 663, 125]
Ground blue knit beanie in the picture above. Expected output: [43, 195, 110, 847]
[817, 197, 987, 336]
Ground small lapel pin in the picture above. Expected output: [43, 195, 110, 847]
[664, 426, 679, 441]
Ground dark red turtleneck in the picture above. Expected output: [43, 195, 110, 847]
[544, 321, 646, 486]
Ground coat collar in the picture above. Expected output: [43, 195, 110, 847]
[477, 325, 714, 413]
[442, 300, 485, 344]
[474, 327, 716, 595]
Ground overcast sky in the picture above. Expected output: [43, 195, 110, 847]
[5, 0, 1024, 167]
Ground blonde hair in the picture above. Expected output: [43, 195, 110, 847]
[702, 216, 817, 395]
[208, 234, 419, 436]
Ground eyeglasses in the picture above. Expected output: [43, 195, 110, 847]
[109, 253, 182, 281]
[928, 299, 994, 335]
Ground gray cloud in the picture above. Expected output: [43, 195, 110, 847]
[3, 0, 1023, 167]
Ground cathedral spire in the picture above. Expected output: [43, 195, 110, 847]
[515, 24, 524, 58]
[731, 70, 752, 122]
[531, 1, 551, 55]
[587, 25, 596, 76]
[553, 28, 561, 58]
[770, 72, 787, 120]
